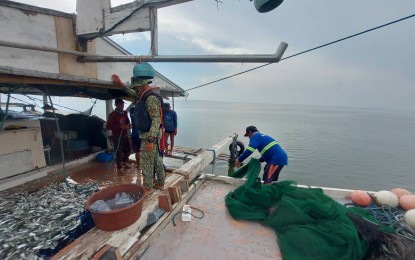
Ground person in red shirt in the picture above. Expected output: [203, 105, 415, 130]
[106, 98, 131, 170]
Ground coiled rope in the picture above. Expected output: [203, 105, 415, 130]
[366, 204, 415, 242]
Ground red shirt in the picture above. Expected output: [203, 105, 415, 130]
[106, 110, 130, 137]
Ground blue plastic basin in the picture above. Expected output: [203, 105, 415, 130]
[97, 152, 114, 162]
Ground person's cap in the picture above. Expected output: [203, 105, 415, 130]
[244, 125, 258, 136]
[115, 98, 124, 104]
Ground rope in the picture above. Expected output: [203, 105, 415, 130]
[185, 13, 415, 92]
[366, 204, 415, 242]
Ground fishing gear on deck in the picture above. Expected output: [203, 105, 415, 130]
[171, 206, 204, 226]
[347, 211, 415, 259]
[229, 138, 245, 162]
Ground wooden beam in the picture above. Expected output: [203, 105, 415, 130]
[55, 16, 98, 79]
[0, 76, 116, 89]
[0, 1, 73, 19]
[90, 244, 111, 260]
[175, 134, 237, 181]
[0, 65, 117, 89]
[110, 0, 193, 12]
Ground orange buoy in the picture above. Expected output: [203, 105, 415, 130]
[391, 188, 412, 198]
[399, 194, 415, 210]
[351, 190, 372, 206]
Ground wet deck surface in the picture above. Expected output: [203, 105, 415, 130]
[141, 180, 282, 260]
[0, 154, 184, 196]
[0, 145, 227, 196]
[0, 160, 138, 196]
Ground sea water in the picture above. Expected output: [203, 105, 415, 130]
[172, 100, 415, 191]
[68, 99, 415, 192]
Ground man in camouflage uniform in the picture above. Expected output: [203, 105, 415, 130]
[132, 80, 165, 192]
[112, 75, 165, 195]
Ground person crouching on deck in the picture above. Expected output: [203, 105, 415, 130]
[235, 126, 288, 183]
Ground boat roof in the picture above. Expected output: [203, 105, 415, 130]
[0, 1, 186, 100]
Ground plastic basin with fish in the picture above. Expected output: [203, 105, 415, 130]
[85, 184, 145, 231]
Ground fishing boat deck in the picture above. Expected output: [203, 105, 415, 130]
[141, 179, 282, 260]
[0, 134, 357, 259]
[0, 149, 190, 195]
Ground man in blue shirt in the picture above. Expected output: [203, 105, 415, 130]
[163, 103, 178, 155]
[236, 126, 288, 183]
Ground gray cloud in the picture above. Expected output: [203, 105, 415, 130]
[13, 0, 415, 110]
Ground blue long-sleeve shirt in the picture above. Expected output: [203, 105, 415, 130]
[238, 132, 288, 165]
[163, 110, 177, 132]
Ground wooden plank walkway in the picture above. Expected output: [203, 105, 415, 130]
[51, 135, 236, 259]
[166, 146, 231, 162]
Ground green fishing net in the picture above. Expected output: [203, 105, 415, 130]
[225, 158, 368, 260]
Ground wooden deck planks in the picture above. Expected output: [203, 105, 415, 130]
[52, 135, 236, 259]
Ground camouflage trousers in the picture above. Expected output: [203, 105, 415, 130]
[140, 139, 165, 189]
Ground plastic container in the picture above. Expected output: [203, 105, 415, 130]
[85, 184, 145, 231]
[182, 205, 192, 222]
[97, 152, 114, 162]
[54, 130, 77, 140]
[67, 139, 89, 151]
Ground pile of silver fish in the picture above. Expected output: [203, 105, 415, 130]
[0, 182, 96, 259]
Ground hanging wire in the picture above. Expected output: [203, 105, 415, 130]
[185, 13, 415, 92]
[24, 95, 84, 113]
[89, 98, 98, 114]
[87, 0, 175, 42]
[9, 95, 39, 108]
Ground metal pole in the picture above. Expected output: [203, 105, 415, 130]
[0, 40, 94, 57]
[78, 42, 288, 63]
[172, 93, 175, 110]
[43, 95, 48, 114]
[0, 40, 288, 64]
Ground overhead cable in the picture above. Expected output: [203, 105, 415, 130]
[185, 13, 415, 92]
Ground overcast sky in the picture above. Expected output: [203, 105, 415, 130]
[13, 0, 415, 111]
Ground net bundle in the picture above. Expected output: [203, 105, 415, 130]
[225, 158, 368, 260]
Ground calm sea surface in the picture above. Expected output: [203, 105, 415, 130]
[85, 99, 415, 191]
